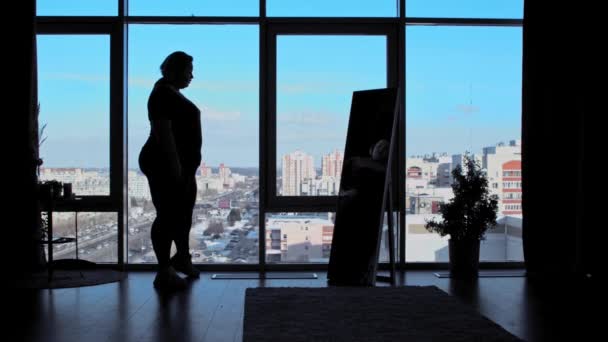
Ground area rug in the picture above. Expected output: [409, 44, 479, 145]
[12, 269, 126, 289]
[244, 286, 522, 342]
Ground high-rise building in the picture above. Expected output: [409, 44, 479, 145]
[219, 163, 232, 187]
[483, 140, 522, 216]
[322, 149, 343, 178]
[266, 213, 333, 262]
[406, 153, 451, 187]
[281, 150, 315, 195]
[200, 162, 212, 178]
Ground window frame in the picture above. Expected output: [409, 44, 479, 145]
[34, 0, 524, 270]
[35, 18, 127, 265]
[263, 22, 400, 212]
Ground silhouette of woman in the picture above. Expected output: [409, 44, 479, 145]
[139, 51, 201, 291]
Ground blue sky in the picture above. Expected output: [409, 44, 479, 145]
[37, 0, 523, 18]
[37, 1, 523, 169]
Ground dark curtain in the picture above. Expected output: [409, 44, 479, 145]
[9, 0, 41, 274]
[522, 1, 597, 280]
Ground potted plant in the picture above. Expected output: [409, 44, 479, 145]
[32, 103, 49, 270]
[425, 154, 499, 277]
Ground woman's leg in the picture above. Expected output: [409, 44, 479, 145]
[170, 174, 200, 277]
[147, 173, 187, 290]
[174, 174, 197, 255]
[140, 146, 187, 290]
[147, 174, 174, 268]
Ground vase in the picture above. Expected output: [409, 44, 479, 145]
[448, 238, 480, 277]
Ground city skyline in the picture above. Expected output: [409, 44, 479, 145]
[41, 138, 520, 170]
[42, 139, 522, 264]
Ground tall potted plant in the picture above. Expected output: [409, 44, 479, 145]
[425, 154, 499, 277]
[31, 103, 47, 270]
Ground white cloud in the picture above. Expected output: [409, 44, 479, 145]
[278, 130, 344, 144]
[43, 73, 109, 82]
[128, 76, 156, 88]
[278, 81, 351, 94]
[189, 80, 257, 92]
[278, 111, 335, 125]
[127, 77, 257, 93]
[201, 106, 241, 122]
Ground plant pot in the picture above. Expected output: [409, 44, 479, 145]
[448, 238, 480, 277]
[39, 181, 63, 202]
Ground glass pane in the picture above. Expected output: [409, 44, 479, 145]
[268, 0, 398, 17]
[265, 213, 335, 263]
[277, 35, 386, 196]
[405, 26, 523, 262]
[129, 0, 258, 16]
[407, 0, 523, 19]
[378, 212, 399, 263]
[37, 0, 117, 16]
[45, 212, 118, 263]
[37, 35, 110, 196]
[128, 25, 259, 264]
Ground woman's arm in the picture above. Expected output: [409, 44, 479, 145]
[151, 119, 182, 183]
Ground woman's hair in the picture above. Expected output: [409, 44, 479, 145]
[160, 51, 193, 77]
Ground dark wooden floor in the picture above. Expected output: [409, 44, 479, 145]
[12, 270, 597, 342]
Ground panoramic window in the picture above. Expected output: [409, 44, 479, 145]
[128, 0, 258, 16]
[406, 0, 524, 19]
[44, 212, 118, 263]
[405, 26, 523, 262]
[276, 35, 386, 196]
[128, 25, 259, 264]
[37, 35, 111, 196]
[265, 212, 396, 264]
[267, 0, 398, 17]
[37, 0, 117, 16]
[265, 212, 335, 263]
[36, 0, 523, 267]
